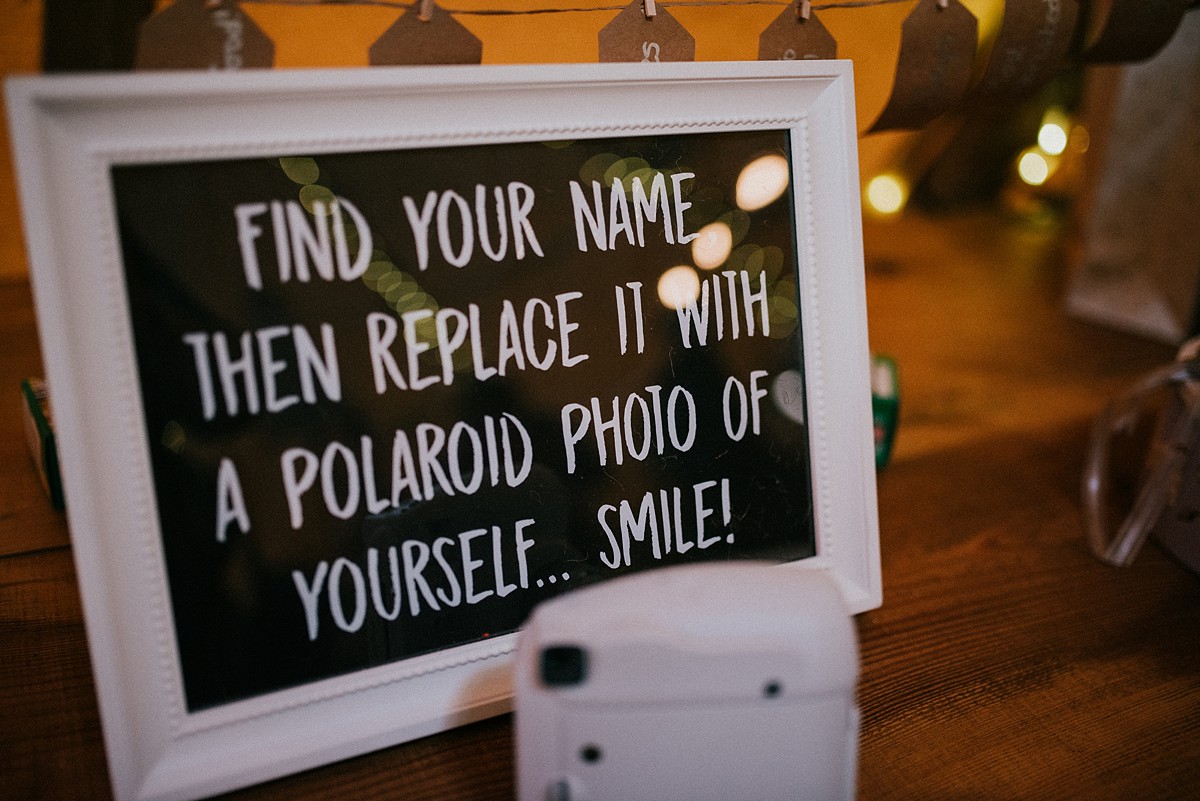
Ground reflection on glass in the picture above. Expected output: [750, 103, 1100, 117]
[692, 221, 734, 270]
[580, 152, 621, 185]
[735, 154, 790, 211]
[299, 184, 336, 214]
[279, 157, 319, 185]
[767, 292, 798, 339]
[604, 157, 651, 187]
[657, 264, 701, 309]
[770, 369, 806, 425]
[113, 128, 816, 712]
[710, 209, 751, 254]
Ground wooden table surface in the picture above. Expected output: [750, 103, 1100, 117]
[3, 208, 1198, 800]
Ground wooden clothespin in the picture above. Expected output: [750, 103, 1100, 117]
[419, 0, 436, 22]
[643, 0, 657, 19]
[796, 0, 811, 20]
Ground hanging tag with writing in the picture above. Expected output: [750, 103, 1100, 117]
[1080, 0, 1190, 63]
[869, 0, 978, 133]
[135, 0, 274, 70]
[972, 0, 1078, 102]
[599, 0, 696, 63]
[369, 0, 482, 66]
[758, 2, 837, 61]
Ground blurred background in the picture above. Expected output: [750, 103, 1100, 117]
[3, 7, 1200, 800]
[2, 0, 1198, 342]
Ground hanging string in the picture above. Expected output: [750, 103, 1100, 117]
[230, 0, 918, 15]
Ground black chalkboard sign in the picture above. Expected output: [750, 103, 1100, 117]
[11, 63, 878, 801]
[113, 129, 816, 711]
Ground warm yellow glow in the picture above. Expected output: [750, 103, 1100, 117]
[657, 265, 701, 310]
[736, 154, 790, 211]
[1038, 123, 1068, 156]
[1070, 124, 1091, 154]
[865, 174, 908, 215]
[1037, 108, 1071, 156]
[1017, 149, 1051, 186]
[692, 222, 734, 270]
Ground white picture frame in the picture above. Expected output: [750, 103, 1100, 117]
[7, 61, 880, 801]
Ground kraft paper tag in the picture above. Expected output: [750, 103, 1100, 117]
[135, 0, 274, 70]
[599, 1, 696, 63]
[369, 1, 482, 66]
[757, 6, 837, 61]
[1080, 0, 1191, 63]
[973, 0, 1079, 101]
[869, 0, 978, 133]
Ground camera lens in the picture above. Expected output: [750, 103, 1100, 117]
[540, 645, 587, 687]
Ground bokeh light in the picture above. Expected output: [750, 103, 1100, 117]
[736, 154, 790, 211]
[657, 265, 701, 310]
[692, 222, 734, 270]
[865, 173, 908, 216]
[1017, 149, 1051, 186]
[1037, 108, 1070, 156]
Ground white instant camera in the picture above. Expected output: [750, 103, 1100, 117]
[514, 562, 860, 801]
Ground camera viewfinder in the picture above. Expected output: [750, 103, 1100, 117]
[540, 645, 587, 687]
